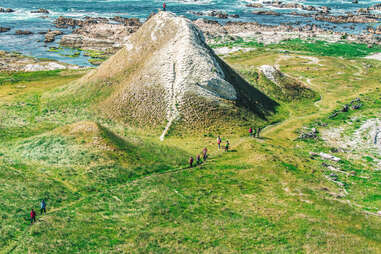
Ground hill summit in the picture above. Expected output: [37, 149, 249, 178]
[77, 11, 277, 139]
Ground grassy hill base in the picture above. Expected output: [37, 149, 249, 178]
[1, 41, 381, 253]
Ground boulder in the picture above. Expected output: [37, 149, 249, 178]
[0, 8, 15, 13]
[253, 11, 281, 16]
[31, 8, 49, 14]
[15, 30, 33, 35]
[44, 30, 63, 43]
[0, 27, 10, 33]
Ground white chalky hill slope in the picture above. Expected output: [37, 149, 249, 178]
[76, 11, 277, 138]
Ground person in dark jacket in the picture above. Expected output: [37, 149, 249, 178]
[196, 154, 201, 165]
[30, 209, 36, 224]
[257, 127, 262, 138]
[189, 156, 194, 168]
[202, 147, 208, 161]
[40, 199, 46, 214]
[225, 140, 230, 152]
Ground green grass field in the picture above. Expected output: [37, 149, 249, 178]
[1, 41, 381, 253]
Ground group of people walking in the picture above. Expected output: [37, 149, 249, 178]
[30, 199, 46, 224]
[188, 136, 231, 168]
[249, 127, 262, 138]
[189, 147, 208, 168]
[217, 136, 229, 152]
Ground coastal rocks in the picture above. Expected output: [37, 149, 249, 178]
[315, 14, 379, 24]
[44, 30, 63, 43]
[0, 27, 10, 33]
[189, 10, 239, 19]
[193, 18, 228, 39]
[57, 15, 142, 50]
[0, 50, 79, 72]
[15, 30, 33, 35]
[368, 26, 381, 35]
[369, 4, 381, 11]
[110, 16, 142, 27]
[56, 15, 141, 51]
[60, 23, 130, 50]
[192, 18, 380, 46]
[54, 16, 85, 28]
[0, 8, 15, 13]
[246, 2, 330, 14]
[246, 3, 263, 8]
[31, 8, 49, 14]
[55, 17, 79, 28]
[253, 11, 281, 16]
[23, 62, 66, 72]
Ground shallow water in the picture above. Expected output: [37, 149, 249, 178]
[0, 0, 379, 66]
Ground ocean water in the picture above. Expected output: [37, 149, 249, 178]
[0, 0, 379, 66]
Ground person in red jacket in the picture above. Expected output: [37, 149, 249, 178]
[249, 127, 253, 137]
[217, 136, 222, 149]
[30, 209, 36, 224]
[189, 156, 194, 168]
[163, 2, 166, 11]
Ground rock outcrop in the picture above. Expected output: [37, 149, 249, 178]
[31, 8, 49, 14]
[60, 23, 132, 50]
[58, 16, 141, 51]
[44, 30, 63, 43]
[0, 51, 80, 72]
[0, 27, 10, 33]
[257, 65, 317, 102]
[15, 30, 33, 35]
[75, 12, 277, 138]
[0, 8, 15, 13]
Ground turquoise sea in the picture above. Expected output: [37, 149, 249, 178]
[0, 0, 379, 65]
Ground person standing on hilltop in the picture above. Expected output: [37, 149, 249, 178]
[217, 136, 222, 150]
[163, 2, 166, 11]
[40, 199, 46, 214]
[249, 127, 253, 137]
[30, 209, 36, 224]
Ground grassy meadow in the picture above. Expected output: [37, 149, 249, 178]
[1, 41, 381, 253]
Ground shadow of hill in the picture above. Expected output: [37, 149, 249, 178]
[216, 56, 279, 119]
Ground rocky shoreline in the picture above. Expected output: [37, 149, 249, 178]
[52, 12, 380, 52]
[0, 2, 380, 69]
[0, 51, 84, 72]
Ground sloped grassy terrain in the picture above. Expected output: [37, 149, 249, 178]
[1, 42, 381, 253]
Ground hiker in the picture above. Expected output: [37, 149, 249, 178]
[196, 154, 201, 165]
[257, 127, 262, 138]
[189, 156, 194, 168]
[225, 140, 230, 152]
[30, 209, 36, 224]
[202, 147, 208, 161]
[163, 2, 166, 11]
[249, 127, 253, 137]
[40, 199, 46, 214]
[217, 136, 222, 149]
